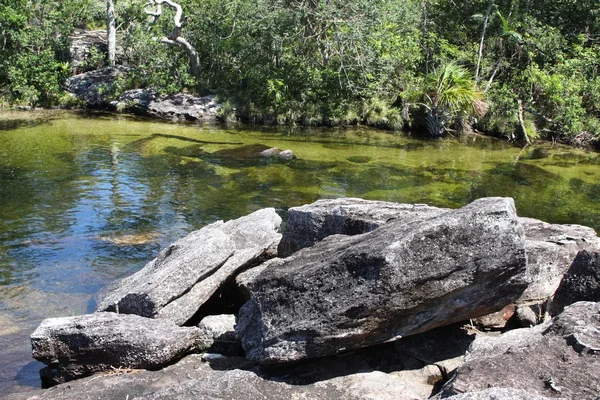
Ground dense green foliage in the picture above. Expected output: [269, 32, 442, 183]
[1, 0, 600, 140]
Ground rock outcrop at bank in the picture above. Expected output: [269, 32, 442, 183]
[64, 68, 223, 122]
[115, 89, 222, 123]
[24, 197, 600, 399]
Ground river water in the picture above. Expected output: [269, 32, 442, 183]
[1, 110, 599, 395]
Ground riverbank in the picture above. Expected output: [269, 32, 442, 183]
[3, 99, 598, 153]
[9, 197, 600, 399]
[1, 111, 600, 396]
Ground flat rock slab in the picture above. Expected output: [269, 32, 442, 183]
[438, 301, 600, 399]
[31, 312, 202, 386]
[441, 388, 559, 400]
[278, 197, 600, 305]
[278, 197, 447, 257]
[97, 208, 281, 324]
[8, 353, 441, 400]
[237, 197, 528, 363]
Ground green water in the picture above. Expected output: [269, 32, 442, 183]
[1, 110, 599, 394]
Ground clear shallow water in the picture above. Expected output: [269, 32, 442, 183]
[1, 110, 599, 395]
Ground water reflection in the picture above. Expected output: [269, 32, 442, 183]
[0, 111, 599, 394]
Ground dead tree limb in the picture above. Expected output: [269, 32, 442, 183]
[144, 0, 201, 80]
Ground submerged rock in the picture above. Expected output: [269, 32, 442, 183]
[237, 197, 528, 364]
[437, 301, 600, 399]
[31, 312, 202, 386]
[97, 208, 281, 325]
[258, 147, 295, 160]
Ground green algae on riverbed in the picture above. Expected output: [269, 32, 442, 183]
[0, 110, 600, 394]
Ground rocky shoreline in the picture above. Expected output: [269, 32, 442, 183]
[7, 197, 600, 399]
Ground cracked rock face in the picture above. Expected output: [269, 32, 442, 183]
[437, 301, 600, 399]
[277, 198, 600, 308]
[96, 208, 281, 325]
[236, 197, 528, 364]
[116, 89, 222, 123]
[31, 312, 202, 386]
[518, 219, 600, 305]
[277, 197, 447, 257]
[552, 250, 600, 315]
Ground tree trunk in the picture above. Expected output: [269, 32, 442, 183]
[475, 0, 495, 83]
[421, 0, 431, 73]
[107, 0, 116, 66]
[517, 99, 531, 145]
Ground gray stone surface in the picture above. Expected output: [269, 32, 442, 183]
[441, 388, 558, 400]
[515, 304, 541, 327]
[68, 29, 108, 74]
[116, 89, 221, 123]
[438, 301, 600, 399]
[97, 208, 281, 324]
[196, 314, 243, 355]
[278, 198, 600, 307]
[519, 218, 600, 304]
[64, 67, 128, 107]
[237, 197, 528, 364]
[30, 312, 202, 386]
[6, 351, 454, 400]
[552, 250, 600, 315]
[277, 197, 447, 257]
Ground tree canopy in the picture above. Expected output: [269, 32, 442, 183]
[1, 0, 599, 140]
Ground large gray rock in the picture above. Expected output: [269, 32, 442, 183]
[552, 250, 600, 314]
[31, 312, 202, 386]
[236, 197, 528, 364]
[116, 89, 221, 123]
[278, 198, 600, 308]
[65, 67, 128, 107]
[69, 29, 108, 74]
[278, 197, 447, 257]
[97, 208, 281, 324]
[519, 218, 600, 305]
[438, 301, 600, 399]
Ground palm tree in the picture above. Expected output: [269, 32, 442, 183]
[404, 62, 488, 137]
